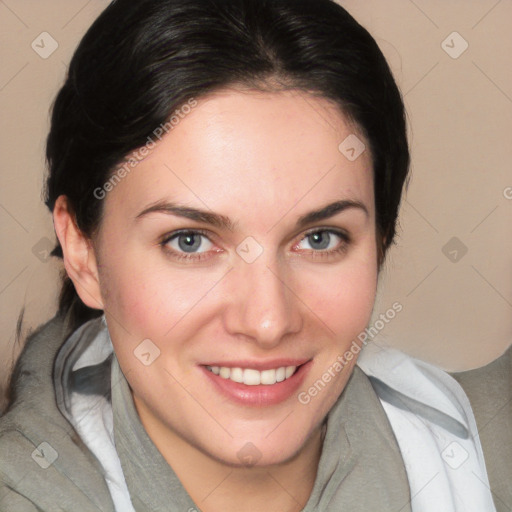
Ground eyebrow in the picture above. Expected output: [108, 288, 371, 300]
[135, 199, 368, 231]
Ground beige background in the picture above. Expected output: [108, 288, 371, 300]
[1, 0, 511, 410]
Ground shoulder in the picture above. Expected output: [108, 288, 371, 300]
[452, 344, 512, 416]
[0, 481, 39, 512]
[0, 426, 51, 512]
[0, 312, 115, 512]
[0, 311, 77, 451]
[0, 424, 114, 512]
[451, 345, 512, 511]
[451, 345, 512, 438]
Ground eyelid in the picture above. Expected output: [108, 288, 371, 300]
[298, 226, 351, 243]
[159, 227, 217, 245]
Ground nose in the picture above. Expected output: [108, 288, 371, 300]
[223, 258, 303, 349]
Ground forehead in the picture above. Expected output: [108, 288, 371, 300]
[104, 88, 374, 226]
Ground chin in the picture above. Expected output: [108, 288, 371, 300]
[200, 422, 317, 469]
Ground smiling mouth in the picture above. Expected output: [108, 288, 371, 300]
[205, 365, 299, 386]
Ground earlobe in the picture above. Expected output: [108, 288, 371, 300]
[52, 195, 104, 310]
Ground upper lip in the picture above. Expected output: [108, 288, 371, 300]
[201, 359, 311, 371]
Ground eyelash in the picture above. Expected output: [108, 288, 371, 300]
[159, 228, 351, 262]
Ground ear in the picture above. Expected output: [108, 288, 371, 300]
[53, 195, 104, 310]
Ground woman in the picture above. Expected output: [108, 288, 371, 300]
[0, 0, 497, 510]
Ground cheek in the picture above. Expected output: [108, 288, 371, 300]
[98, 247, 224, 341]
[339, 262, 377, 312]
[297, 259, 378, 341]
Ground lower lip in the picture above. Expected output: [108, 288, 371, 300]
[200, 361, 312, 407]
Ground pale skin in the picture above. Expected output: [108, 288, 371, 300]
[53, 87, 379, 512]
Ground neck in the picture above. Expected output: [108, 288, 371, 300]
[133, 395, 325, 512]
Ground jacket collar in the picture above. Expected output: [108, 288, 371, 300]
[110, 349, 412, 511]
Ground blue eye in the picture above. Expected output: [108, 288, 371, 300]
[297, 229, 348, 252]
[163, 230, 213, 255]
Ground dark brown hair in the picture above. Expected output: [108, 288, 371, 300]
[44, 0, 409, 333]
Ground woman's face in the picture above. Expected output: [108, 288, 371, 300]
[93, 88, 378, 466]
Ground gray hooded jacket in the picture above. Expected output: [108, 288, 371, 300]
[0, 309, 415, 511]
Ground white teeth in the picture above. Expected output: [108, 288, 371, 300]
[260, 369, 276, 385]
[219, 366, 230, 379]
[206, 365, 298, 385]
[275, 367, 286, 383]
[244, 369, 261, 386]
[230, 367, 244, 383]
